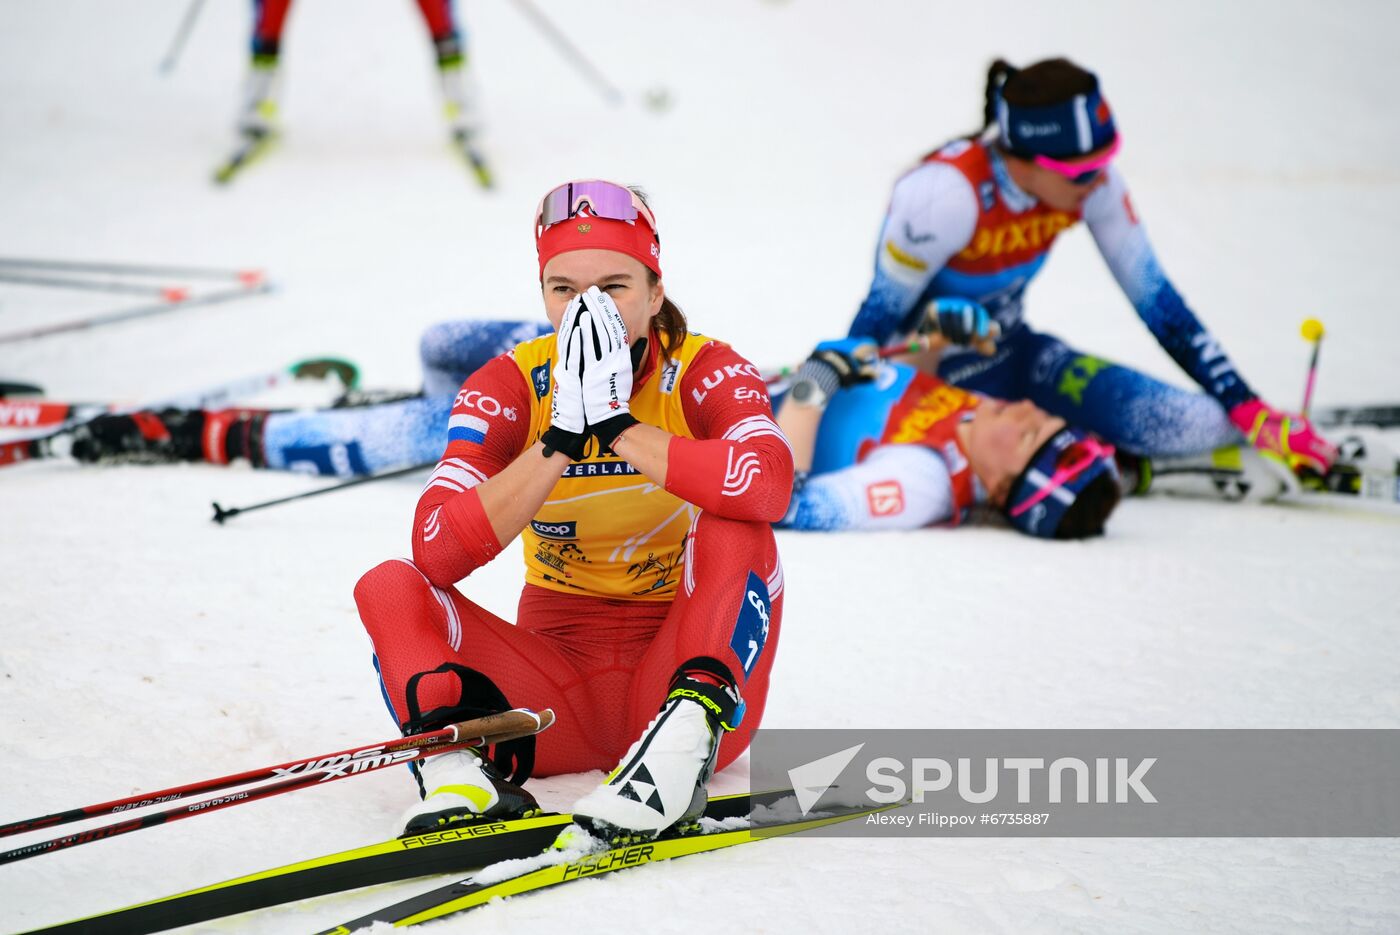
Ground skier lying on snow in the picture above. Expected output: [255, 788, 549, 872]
[773, 336, 1122, 539]
[61, 303, 1300, 539]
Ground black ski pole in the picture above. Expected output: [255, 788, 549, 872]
[212, 462, 434, 524]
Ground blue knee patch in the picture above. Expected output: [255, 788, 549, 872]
[281, 442, 371, 476]
[730, 571, 772, 677]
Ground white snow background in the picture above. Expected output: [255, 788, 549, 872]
[3, 1, 1400, 932]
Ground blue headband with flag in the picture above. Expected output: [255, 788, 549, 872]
[1006, 427, 1118, 539]
[996, 78, 1117, 159]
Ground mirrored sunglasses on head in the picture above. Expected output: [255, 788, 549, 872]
[537, 180, 657, 231]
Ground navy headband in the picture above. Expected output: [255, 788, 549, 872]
[1005, 427, 1118, 539]
[996, 77, 1117, 159]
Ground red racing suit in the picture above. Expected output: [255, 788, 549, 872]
[355, 328, 793, 776]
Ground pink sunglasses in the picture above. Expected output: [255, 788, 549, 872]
[1033, 136, 1121, 185]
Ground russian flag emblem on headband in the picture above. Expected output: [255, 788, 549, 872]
[448, 413, 489, 444]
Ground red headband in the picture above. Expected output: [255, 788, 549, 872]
[536, 207, 662, 279]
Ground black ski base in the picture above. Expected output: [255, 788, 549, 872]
[20, 816, 563, 935]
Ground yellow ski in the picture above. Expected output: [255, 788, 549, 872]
[317, 802, 894, 932]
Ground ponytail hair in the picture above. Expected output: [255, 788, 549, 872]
[968, 58, 1019, 139]
[971, 57, 1101, 144]
[647, 272, 688, 361]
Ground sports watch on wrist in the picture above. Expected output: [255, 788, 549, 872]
[788, 376, 829, 409]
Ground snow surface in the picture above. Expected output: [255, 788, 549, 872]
[3, 1, 1400, 933]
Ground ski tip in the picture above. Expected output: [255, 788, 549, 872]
[0, 381, 44, 398]
[161, 286, 190, 303]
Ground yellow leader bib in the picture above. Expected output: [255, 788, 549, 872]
[511, 331, 713, 601]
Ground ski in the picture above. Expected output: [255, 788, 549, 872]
[0, 432, 60, 467]
[18, 793, 757, 935]
[213, 130, 277, 185]
[451, 131, 494, 189]
[1303, 444, 1400, 506]
[0, 399, 104, 432]
[0, 270, 190, 299]
[0, 257, 260, 282]
[316, 795, 891, 933]
[1313, 403, 1400, 430]
[0, 357, 358, 469]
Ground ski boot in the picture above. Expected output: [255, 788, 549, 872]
[69, 409, 266, 466]
[1122, 445, 1297, 502]
[397, 663, 542, 836]
[70, 409, 207, 464]
[434, 39, 491, 186]
[565, 660, 743, 848]
[237, 54, 281, 141]
[400, 746, 541, 836]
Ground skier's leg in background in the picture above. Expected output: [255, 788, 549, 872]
[419, 320, 553, 397]
[264, 319, 554, 474]
[250, 0, 292, 59]
[1014, 328, 1238, 458]
[259, 395, 454, 475]
[415, 0, 481, 140]
[240, 0, 291, 136]
[68, 322, 551, 473]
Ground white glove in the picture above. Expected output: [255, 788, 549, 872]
[551, 297, 587, 434]
[577, 287, 634, 428]
[542, 296, 589, 459]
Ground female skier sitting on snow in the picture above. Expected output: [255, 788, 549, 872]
[351, 180, 793, 846]
[848, 56, 1337, 482]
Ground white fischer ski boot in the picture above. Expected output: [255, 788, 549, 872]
[396, 664, 542, 836]
[400, 747, 540, 836]
[568, 667, 743, 846]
